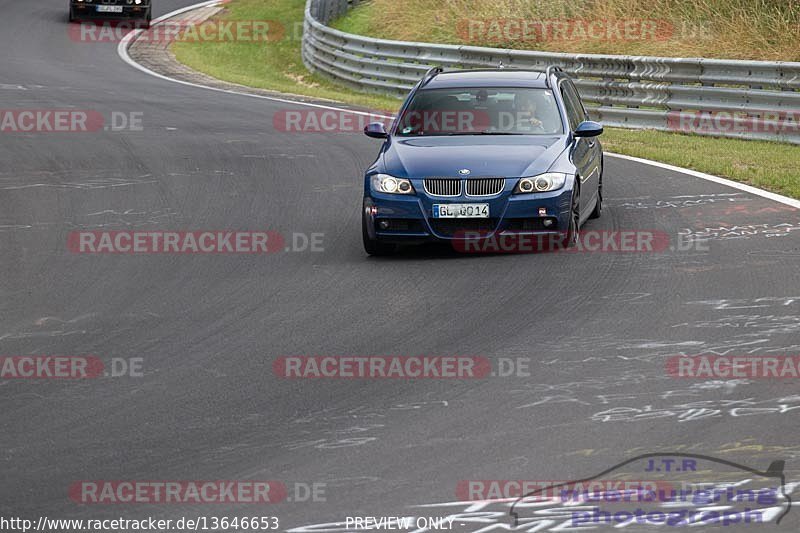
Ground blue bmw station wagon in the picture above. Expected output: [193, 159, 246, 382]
[361, 67, 604, 255]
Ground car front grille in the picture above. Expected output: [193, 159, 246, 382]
[423, 178, 505, 197]
[429, 219, 499, 238]
[466, 178, 505, 197]
[423, 178, 461, 197]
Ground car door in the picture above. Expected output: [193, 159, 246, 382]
[560, 80, 600, 221]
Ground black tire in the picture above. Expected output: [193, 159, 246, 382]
[562, 185, 580, 249]
[589, 167, 603, 219]
[135, 7, 152, 29]
[362, 214, 396, 256]
[68, 7, 76, 23]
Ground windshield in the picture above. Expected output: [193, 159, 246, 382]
[395, 87, 564, 136]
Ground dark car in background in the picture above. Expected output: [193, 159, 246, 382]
[69, 0, 152, 27]
[361, 67, 604, 255]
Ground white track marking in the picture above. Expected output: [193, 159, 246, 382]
[606, 153, 800, 210]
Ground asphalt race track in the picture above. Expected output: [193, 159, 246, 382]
[1, 1, 800, 532]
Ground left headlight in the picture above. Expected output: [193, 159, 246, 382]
[514, 172, 568, 194]
[371, 174, 415, 195]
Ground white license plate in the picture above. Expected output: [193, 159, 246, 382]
[433, 204, 490, 218]
[96, 5, 124, 12]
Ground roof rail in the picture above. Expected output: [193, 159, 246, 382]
[544, 65, 563, 88]
[420, 66, 444, 88]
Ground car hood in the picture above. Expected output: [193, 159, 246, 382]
[380, 135, 567, 178]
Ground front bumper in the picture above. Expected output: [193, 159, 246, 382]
[363, 179, 573, 244]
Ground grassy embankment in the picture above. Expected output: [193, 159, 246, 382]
[334, 0, 800, 60]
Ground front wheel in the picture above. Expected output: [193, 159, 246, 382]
[68, 7, 76, 22]
[589, 169, 603, 219]
[562, 185, 580, 249]
[138, 7, 152, 29]
[362, 214, 396, 256]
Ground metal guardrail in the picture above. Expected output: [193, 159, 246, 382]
[302, 0, 800, 144]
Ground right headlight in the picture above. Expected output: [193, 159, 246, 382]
[371, 174, 415, 195]
[514, 172, 568, 194]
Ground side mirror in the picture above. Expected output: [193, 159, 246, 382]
[574, 120, 603, 138]
[364, 122, 388, 139]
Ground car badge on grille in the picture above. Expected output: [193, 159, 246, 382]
[458, 169, 471, 176]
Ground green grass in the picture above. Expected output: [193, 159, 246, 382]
[332, 0, 800, 61]
[171, 0, 800, 200]
[171, 0, 401, 112]
[601, 128, 800, 199]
